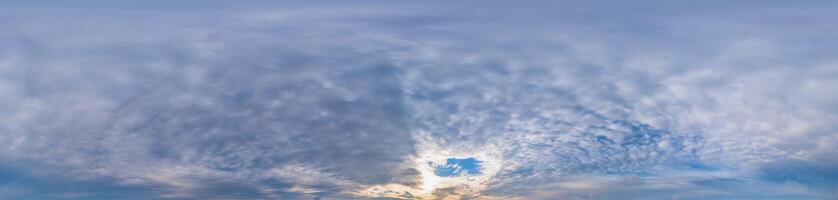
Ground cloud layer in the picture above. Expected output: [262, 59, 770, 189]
[1, 1, 837, 199]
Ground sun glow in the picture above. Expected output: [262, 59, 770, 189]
[354, 131, 506, 199]
[408, 132, 504, 195]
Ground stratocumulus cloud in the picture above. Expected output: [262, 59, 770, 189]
[1, 1, 837, 200]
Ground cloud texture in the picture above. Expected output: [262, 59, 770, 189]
[1, 1, 837, 199]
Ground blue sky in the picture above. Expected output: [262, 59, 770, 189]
[1, 1, 837, 199]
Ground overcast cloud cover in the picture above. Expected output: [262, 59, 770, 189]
[1, 1, 838, 200]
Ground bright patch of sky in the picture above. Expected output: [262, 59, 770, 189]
[434, 157, 482, 177]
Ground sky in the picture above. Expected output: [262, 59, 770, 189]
[1, 1, 837, 200]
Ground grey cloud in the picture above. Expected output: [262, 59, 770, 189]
[1, 6, 419, 198]
[1, 1, 838, 200]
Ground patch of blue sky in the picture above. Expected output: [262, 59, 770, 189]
[434, 157, 482, 177]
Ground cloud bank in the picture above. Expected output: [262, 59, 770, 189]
[1, 1, 837, 199]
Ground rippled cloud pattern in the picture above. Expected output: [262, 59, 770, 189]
[1, 1, 837, 200]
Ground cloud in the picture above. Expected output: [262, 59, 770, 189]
[1, 1, 837, 199]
